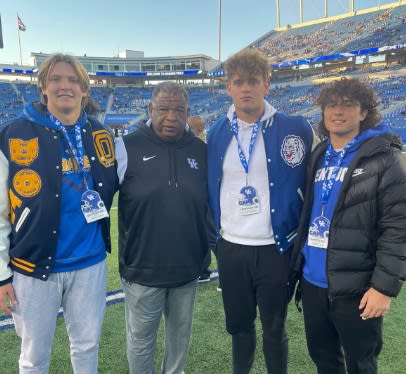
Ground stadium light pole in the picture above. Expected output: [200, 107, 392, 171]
[324, 0, 328, 17]
[218, 0, 222, 62]
[349, 0, 354, 13]
[299, 0, 303, 23]
[275, 0, 280, 28]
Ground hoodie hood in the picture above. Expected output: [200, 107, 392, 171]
[334, 123, 394, 157]
[226, 100, 277, 124]
[22, 102, 88, 131]
[354, 123, 393, 148]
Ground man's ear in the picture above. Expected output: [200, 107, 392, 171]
[148, 102, 153, 117]
[263, 79, 270, 95]
[226, 81, 232, 97]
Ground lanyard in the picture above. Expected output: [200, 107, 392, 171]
[48, 113, 90, 189]
[230, 112, 261, 176]
[321, 136, 358, 208]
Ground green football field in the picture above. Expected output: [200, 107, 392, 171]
[1, 196, 405, 373]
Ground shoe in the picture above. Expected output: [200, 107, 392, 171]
[210, 271, 219, 280]
[216, 286, 222, 292]
[198, 274, 211, 283]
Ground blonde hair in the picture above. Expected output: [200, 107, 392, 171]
[37, 53, 90, 109]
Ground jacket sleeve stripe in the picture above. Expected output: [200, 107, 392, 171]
[10, 259, 34, 273]
[11, 257, 35, 268]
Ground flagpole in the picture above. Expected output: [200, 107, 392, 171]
[18, 29, 23, 65]
[17, 14, 22, 65]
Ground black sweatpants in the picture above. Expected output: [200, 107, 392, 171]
[301, 278, 383, 374]
[217, 238, 290, 374]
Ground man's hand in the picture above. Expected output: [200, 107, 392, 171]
[0, 283, 17, 315]
[359, 287, 392, 320]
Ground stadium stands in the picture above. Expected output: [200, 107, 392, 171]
[252, 5, 406, 64]
[0, 4, 405, 142]
[0, 82, 23, 124]
[1, 73, 405, 143]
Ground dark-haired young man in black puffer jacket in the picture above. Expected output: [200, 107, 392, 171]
[291, 78, 406, 374]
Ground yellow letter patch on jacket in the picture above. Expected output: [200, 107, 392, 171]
[9, 138, 39, 166]
[93, 130, 115, 168]
[9, 189, 22, 224]
[13, 169, 42, 197]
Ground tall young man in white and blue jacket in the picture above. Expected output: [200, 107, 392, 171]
[0, 54, 117, 374]
[207, 48, 315, 374]
[292, 78, 406, 374]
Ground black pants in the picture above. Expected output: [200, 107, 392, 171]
[217, 238, 290, 374]
[301, 279, 383, 374]
[200, 249, 212, 278]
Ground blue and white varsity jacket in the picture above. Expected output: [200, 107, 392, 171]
[207, 104, 314, 253]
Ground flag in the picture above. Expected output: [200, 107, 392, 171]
[17, 15, 26, 32]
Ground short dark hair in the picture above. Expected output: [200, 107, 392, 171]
[151, 82, 189, 104]
[224, 48, 270, 82]
[316, 77, 381, 137]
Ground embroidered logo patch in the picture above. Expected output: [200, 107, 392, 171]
[9, 138, 39, 166]
[280, 135, 305, 168]
[187, 158, 199, 170]
[352, 168, 365, 177]
[93, 130, 115, 168]
[9, 189, 22, 224]
[13, 169, 42, 197]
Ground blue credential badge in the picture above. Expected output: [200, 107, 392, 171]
[238, 185, 261, 216]
[81, 190, 109, 223]
[307, 215, 330, 249]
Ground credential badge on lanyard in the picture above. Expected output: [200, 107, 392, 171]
[307, 138, 357, 249]
[230, 112, 261, 216]
[49, 114, 109, 223]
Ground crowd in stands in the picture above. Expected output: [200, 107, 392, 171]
[252, 5, 406, 64]
[90, 86, 113, 112]
[0, 73, 405, 144]
[0, 82, 23, 124]
[111, 87, 152, 113]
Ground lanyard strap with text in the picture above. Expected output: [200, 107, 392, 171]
[48, 113, 89, 189]
[321, 136, 358, 210]
[230, 112, 261, 181]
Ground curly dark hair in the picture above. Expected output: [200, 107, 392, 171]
[316, 77, 382, 137]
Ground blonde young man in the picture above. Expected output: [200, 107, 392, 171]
[207, 49, 315, 373]
[0, 54, 117, 374]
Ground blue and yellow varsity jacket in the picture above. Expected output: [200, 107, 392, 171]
[0, 103, 118, 284]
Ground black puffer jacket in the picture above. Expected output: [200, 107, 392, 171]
[292, 133, 406, 299]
